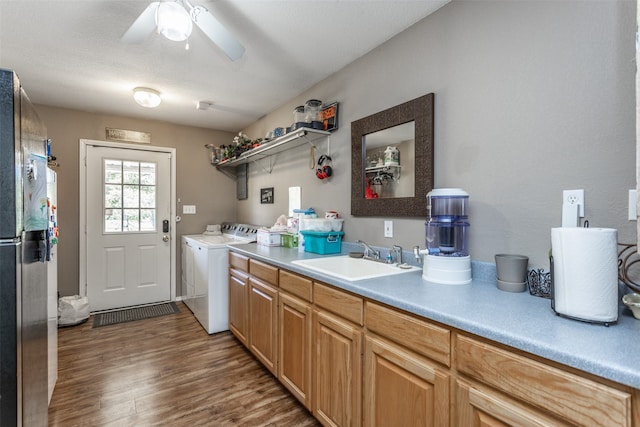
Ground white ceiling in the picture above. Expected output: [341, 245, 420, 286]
[0, 0, 448, 132]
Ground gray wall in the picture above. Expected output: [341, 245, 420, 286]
[240, 0, 637, 269]
[34, 105, 236, 296]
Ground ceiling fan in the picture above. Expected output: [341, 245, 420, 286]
[121, 0, 245, 61]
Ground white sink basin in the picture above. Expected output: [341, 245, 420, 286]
[291, 256, 420, 281]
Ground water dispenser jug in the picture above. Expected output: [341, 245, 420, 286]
[423, 188, 471, 284]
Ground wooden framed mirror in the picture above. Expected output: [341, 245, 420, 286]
[351, 93, 434, 217]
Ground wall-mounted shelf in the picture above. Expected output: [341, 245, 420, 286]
[366, 164, 402, 182]
[215, 128, 330, 171]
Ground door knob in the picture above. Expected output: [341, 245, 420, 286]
[163, 235, 170, 242]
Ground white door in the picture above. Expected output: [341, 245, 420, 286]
[86, 145, 172, 311]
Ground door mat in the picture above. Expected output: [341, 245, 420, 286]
[92, 302, 180, 328]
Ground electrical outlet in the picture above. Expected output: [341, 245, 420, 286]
[384, 220, 393, 238]
[563, 189, 584, 217]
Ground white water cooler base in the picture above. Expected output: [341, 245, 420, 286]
[423, 255, 471, 285]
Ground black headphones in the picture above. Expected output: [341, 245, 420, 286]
[316, 154, 333, 180]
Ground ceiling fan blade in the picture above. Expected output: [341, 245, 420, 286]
[190, 5, 245, 61]
[121, 2, 160, 43]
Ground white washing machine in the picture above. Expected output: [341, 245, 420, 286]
[181, 223, 258, 333]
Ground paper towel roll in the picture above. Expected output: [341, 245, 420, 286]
[551, 227, 618, 323]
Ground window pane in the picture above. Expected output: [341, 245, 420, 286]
[140, 186, 155, 208]
[103, 158, 158, 234]
[140, 162, 156, 185]
[104, 159, 122, 184]
[104, 209, 122, 232]
[104, 184, 122, 208]
[123, 209, 139, 232]
[123, 161, 139, 184]
[140, 209, 155, 231]
[123, 185, 139, 208]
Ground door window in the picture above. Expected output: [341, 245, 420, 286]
[103, 159, 157, 233]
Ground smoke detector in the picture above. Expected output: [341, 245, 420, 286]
[196, 101, 213, 110]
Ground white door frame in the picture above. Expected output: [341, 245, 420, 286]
[79, 139, 177, 303]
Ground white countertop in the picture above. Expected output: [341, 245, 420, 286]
[229, 243, 640, 389]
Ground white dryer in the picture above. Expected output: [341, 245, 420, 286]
[181, 223, 258, 333]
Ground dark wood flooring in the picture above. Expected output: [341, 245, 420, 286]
[48, 302, 319, 426]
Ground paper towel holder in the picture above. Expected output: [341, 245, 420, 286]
[550, 255, 616, 326]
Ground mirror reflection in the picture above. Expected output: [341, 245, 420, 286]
[364, 122, 415, 199]
[351, 93, 433, 217]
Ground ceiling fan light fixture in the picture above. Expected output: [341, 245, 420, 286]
[133, 87, 162, 108]
[156, 1, 193, 42]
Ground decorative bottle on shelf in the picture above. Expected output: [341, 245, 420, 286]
[384, 146, 399, 165]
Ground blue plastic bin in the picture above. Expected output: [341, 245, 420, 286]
[300, 230, 344, 254]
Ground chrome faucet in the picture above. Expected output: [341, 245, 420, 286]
[357, 240, 380, 260]
[413, 246, 423, 264]
[392, 245, 403, 265]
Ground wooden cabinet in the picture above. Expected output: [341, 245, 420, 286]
[364, 302, 450, 426]
[229, 251, 249, 272]
[363, 335, 450, 427]
[278, 270, 313, 409]
[456, 378, 573, 427]
[249, 277, 278, 375]
[314, 283, 363, 427]
[229, 253, 280, 373]
[249, 258, 279, 285]
[227, 255, 639, 427]
[228, 267, 249, 346]
[455, 335, 633, 427]
[365, 301, 450, 367]
[247, 258, 279, 374]
[279, 291, 312, 409]
[228, 252, 249, 345]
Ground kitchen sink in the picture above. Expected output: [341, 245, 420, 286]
[291, 255, 420, 281]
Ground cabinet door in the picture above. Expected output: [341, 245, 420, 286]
[314, 309, 362, 427]
[228, 268, 249, 346]
[249, 277, 278, 375]
[456, 378, 573, 427]
[279, 292, 312, 409]
[363, 335, 449, 427]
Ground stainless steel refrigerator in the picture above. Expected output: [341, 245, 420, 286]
[0, 69, 49, 427]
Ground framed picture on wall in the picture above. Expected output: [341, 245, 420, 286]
[260, 187, 274, 204]
[322, 102, 339, 132]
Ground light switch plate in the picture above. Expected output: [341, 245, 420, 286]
[183, 205, 196, 214]
[384, 220, 393, 238]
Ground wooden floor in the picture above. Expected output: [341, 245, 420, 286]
[48, 302, 319, 427]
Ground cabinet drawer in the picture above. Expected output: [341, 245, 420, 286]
[455, 334, 632, 427]
[279, 270, 312, 302]
[249, 259, 278, 286]
[314, 283, 363, 326]
[229, 252, 248, 272]
[229, 267, 249, 282]
[366, 301, 450, 367]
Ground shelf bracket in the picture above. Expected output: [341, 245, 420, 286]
[301, 133, 331, 157]
[250, 156, 276, 174]
[217, 166, 237, 179]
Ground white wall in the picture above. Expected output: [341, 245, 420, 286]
[239, 0, 636, 269]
